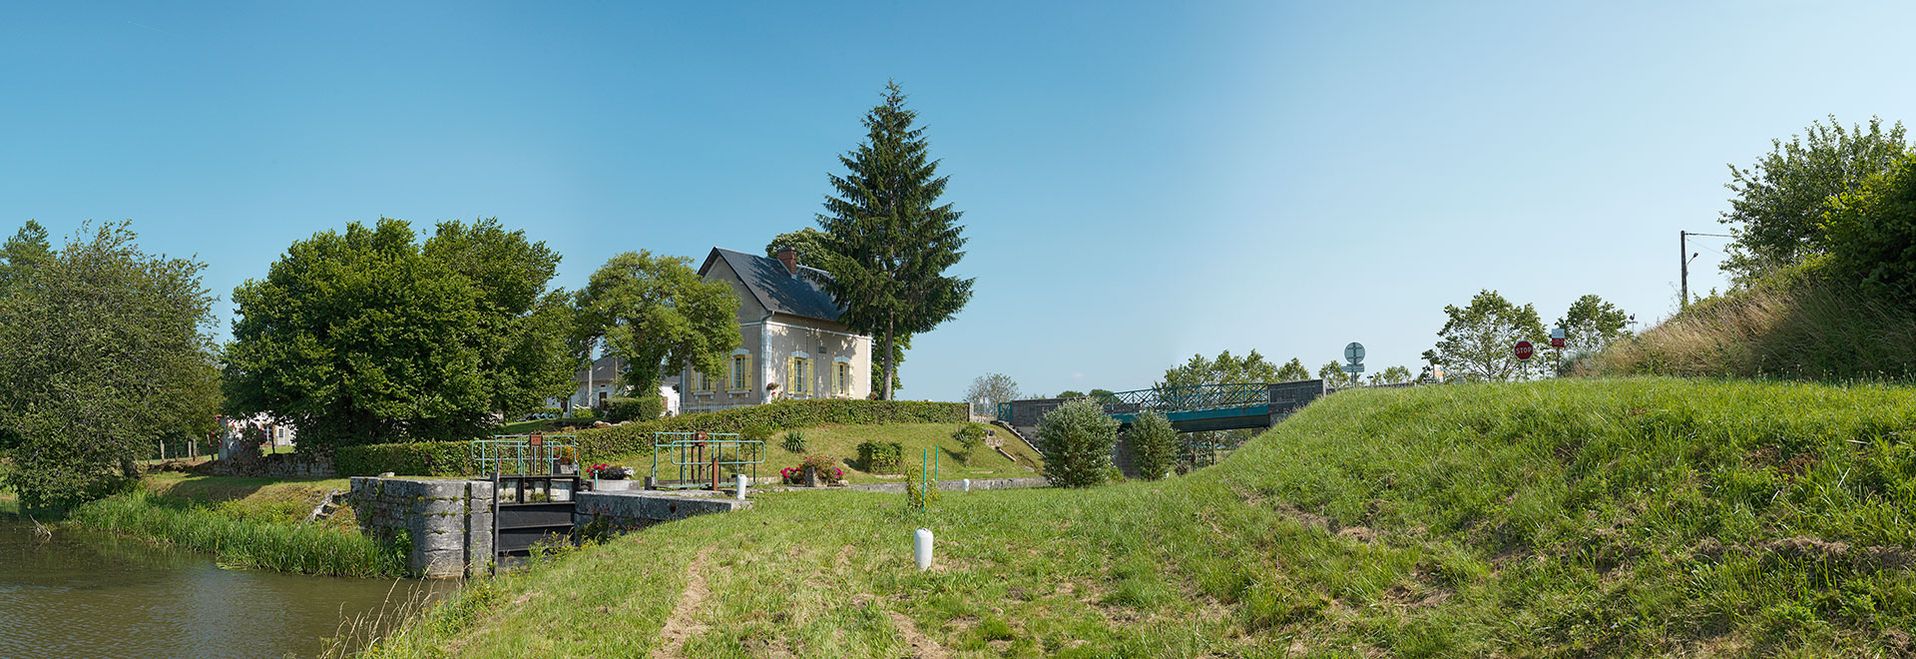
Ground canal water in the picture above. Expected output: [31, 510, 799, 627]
[0, 516, 454, 658]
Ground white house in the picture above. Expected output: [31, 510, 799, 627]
[679, 246, 873, 413]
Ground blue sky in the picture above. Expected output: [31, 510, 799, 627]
[4, 2, 1913, 401]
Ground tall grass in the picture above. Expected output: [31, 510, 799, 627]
[1592, 276, 1916, 379]
[69, 491, 406, 578]
[367, 378, 1916, 656]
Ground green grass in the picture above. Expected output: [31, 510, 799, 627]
[603, 423, 1043, 484]
[369, 377, 1916, 656]
[68, 489, 406, 577]
[143, 472, 357, 529]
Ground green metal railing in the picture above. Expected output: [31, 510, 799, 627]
[1105, 383, 1269, 414]
[470, 434, 579, 476]
[649, 432, 764, 490]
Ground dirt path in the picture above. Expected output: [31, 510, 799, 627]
[651, 548, 713, 659]
[886, 611, 950, 659]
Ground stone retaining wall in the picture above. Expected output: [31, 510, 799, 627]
[347, 477, 493, 578]
[573, 490, 750, 533]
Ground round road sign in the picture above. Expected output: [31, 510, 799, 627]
[1344, 342, 1366, 364]
[1514, 340, 1535, 360]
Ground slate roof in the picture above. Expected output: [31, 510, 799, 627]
[574, 355, 623, 385]
[701, 247, 847, 323]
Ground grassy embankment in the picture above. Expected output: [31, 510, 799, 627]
[368, 378, 1916, 656]
[602, 422, 1043, 485]
[28, 473, 407, 578]
[1591, 270, 1916, 380]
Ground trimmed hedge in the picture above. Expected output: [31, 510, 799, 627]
[857, 441, 905, 474]
[334, 441, 472, 477]
[333, 399, 967, 476]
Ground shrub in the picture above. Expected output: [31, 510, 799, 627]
[1127, 411, 1177, 481]
[1037, 399, 1118, 488]
[1825, 152, 1916, 303]
[566, 407, 597, 420]
[804, 454, 843, 483]
[904, 463, 939, 511]
[857, 441, 905, 474]
[780, 431, 807, 454]
[602, 395, 664, 423]
[952, 423, 988, 463]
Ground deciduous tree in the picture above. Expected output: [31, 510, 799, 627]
[814, 82, 974, 399]
[0, 222, 219, 509]
[1719, 115, 1908, 283]
[1371, 365, 1413, 385]
[1429, 290, 1546, 382]
[224, 218, 574, 451]
[1554, 294, 1631, 370]
[573, 250, 742, 394]
[965, 372, 1021, 417]
[1275, 357, 1311, 382]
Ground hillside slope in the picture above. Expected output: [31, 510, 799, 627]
[367, 379, 1916, 657]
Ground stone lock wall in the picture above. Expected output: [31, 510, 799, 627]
[348, 477, 494, 578]
[573, 490, 750, 533]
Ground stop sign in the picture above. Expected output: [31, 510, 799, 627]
[1514, 340, 1534, 360]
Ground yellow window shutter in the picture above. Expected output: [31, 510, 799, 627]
[744, 354, 754, 390]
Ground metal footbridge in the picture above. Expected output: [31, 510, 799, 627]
[998, 379, 1328, 434]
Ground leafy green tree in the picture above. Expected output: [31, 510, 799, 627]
[1158, 349, 1281, 464]
[1554, 294, 1632, 369]
[815, 82, 974, 399]
[1037, 399, 1118, 488]
[1054, 390, 1086, 399]
[965, 372, 1021, 417]
[1719, 115, 1909, 283]
[1160, 349, 1281, 388]
[0, 220, 52, 295]
[1275, 357, 1311, 382]
[764, 228, 833, 263]
[1088, 389, 1120, 405]
[1429, 290, 1547, 382]
[1825, 152, 1916, 303]
[1318, 360, 1355, 388]
[225, 218, 573, 451]
[1127, 411, 1177, 481]
[423, 219, 578, 419]
[574, 250, 742, 394]
[0, 222, 219, 509]
[1371, 365, 1413, 385]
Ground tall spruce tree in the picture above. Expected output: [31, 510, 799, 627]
[815, 82, 973, 399]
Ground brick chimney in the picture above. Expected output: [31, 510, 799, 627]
[775, 245, 798, 274]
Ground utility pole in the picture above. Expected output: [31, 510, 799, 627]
[1679, 230, 1688, 309]
[1679, 230, 1732, 310]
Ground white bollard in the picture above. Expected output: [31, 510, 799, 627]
[962, 478, 971, 492]
[735, 473, 748, 500]
[914, 528, 934, 571]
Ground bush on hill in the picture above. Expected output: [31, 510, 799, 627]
[1037, 398, 1118, 488]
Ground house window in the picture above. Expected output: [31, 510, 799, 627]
[730, 353, 752, 391]
[834, 360, 852, 396]
[695, 370, 717, 393]
[788, 355, 813, 396]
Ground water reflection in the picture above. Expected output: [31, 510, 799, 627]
[0, 517, 452, 658]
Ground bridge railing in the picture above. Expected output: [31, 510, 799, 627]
[1105, 383, 1271, 414]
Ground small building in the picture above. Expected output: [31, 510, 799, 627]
[680, 246, 873, 413]
[563, 355, 625, 412]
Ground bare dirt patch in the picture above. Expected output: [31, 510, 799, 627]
[652, 548, 714, 659]
[886, 610, 951, 659]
